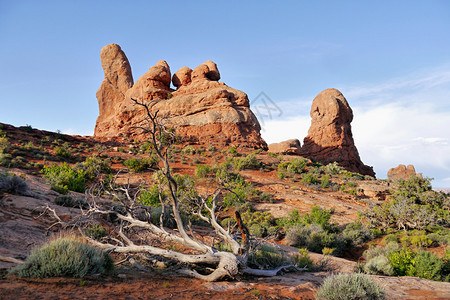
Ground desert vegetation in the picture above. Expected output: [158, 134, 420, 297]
[315, 273, 385, 300]
[9, 235, 113, 278]
[0, 114, 449, 299]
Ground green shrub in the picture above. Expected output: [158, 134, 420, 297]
[388, 247, 415, 276]
[0, 152, 13, 166]
[409, 235, 433, 247]
[303, 206, 334, 230]
[174, 174, 200, 213]
[347, 189, 358, 196]
[54, 145, 72, 160]
[0, 171, 28, 195]
[321, 175, 331, 189]
[247, 244, 292, 270]
[249, 223, 267, 237]
[85, 224, 108, 240]
[277, 206, 335, 231]
[21, 124, 33, 133]
[222, 180, 255, 208]
[286, 224, 345, 254]
[366, 246, 450, 281]
[408, 250, 445, 281]
[302, 173, 320, 186]
[363, 255, 394, 275]
[278, 158, 307, 174]
[195, 164, 212, 178]
[41, 163, 86, 193]
[182, 145, 196, 155]
[340, 171, 365, 181]
[0, 135, 9, 153]
[324, 162, 345, 176]
[383, 234, 399, 244]
[52, 185, 69, 194]
[10, 236, 113, 278]
[315, 273, 385, 300]
[140, 141, 154, 153]
[258, 191, 274, 203]
[123, 158, 154, 172]
[342, 222, 374, 246]
[231, 153, 264, 171]
[77, 155, 112, 180]
[227, 146, 237, 155]
[399, 235, 411, 246]
[138, 186, 164, 207]
[363, 243, 399, 262]
[242, 210, 277, 237]
[322, 247, 334, 256]
[54, 196, 88, 209]
[427, 229, 450, 246]
[295, 248, 314, 269]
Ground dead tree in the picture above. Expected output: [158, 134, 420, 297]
[47, 97, 302, 281]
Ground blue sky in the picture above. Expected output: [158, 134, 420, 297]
[1, 1, 449, 187]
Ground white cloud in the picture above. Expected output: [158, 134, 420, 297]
[353, 103, 450, 182]
[412, 137, 449, 145]
[62, 128, 93, 136]
[261, 116, 310, 144]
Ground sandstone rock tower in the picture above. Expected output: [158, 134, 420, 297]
[94, 44, 266, 149]
[300, 88, 375, 176]
[94, 44, 134, 136]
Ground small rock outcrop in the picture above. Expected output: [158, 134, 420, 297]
[94, 44, 266, 148]
[388, 164, 422, 181]
[300, 88, 375, 177]
[94, 44, 134, 136]
[268, 139, 301, 155]
[124, 60, 171, 102]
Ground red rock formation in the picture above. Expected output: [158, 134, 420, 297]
[94, 44, 134, 137]
[388, 164, 422, 181]
[300, 88, 375, 177]
[124, 60, 172, 102]
[268, 139, 301, 155]
[93, 44, 266, 148]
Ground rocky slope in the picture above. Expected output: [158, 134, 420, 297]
[0, 125, 449, 299]
[94, 44, 266, 149]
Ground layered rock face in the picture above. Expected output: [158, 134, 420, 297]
[94, 44, 266, 148]
[300, 88, 375, 177]
[268, 139, 301, 155]
[388, 164, 422, 181]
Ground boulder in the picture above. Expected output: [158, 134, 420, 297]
[387, 164, 423, 181]
[300, 88, 375, 176]
[268, 139, 301, 155]
[191, 60, 221, 82]
[203, 60, 220, 81]
[124, 60, 172, 102]
[172, 66, 192, 88]
[94, 44, 134, 137]
[93, 45, 266, 149]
